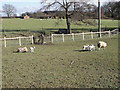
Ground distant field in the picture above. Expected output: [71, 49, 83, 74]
[2, 18, 118, 32]
[2, 35, 118, 88]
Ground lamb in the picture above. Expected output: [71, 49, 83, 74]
[83, 44, 95, 51]
[17, 47, 28, 53]
[97, 41, 107, 50]
[30, 46, 35, 52]
[83, 45, 90, 51]
[89, 44, 95, 51]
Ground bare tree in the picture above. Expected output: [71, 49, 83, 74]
[2, 4, 16, 17]
[102, 1, 120, 19]
[70, 2, 97, 25]
[40, 0, 90, 34]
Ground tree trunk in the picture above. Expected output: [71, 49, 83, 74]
[98, 0, 101, 37]
[7, 13, 10, 18]
[65, 8, 71, 34]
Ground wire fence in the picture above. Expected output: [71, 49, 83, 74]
[0, 35, 34, 47]
[51, 29, 118, 43]
[0, 29, 118, 47]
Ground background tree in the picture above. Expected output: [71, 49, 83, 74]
[70, 2, 97, 25]
[40, 0, 90, 34]
[102, 1, 120, 20]
[2, 4, 17, 17]
[21, 12, 32, 17]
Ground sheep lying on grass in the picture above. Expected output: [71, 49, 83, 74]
[17, 47, 28, 53]
[83, 44, 95, 51]
[97, 41, 107, 50]
[16, 46, 35, 53]
[83, 45, 89, 51]
[89, 44, 96, 51]
[30, 46, 35, 52]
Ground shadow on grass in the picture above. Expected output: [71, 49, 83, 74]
[74, 49, 98, 52]
[13, 51, 28, 53]
[1, 27, 117, 32]
[74, 49, 90, 52]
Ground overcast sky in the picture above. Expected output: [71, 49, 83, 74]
[0, 0, 120, 16]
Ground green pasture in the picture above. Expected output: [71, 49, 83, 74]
[2, 35, 118, 88]
[2, 18, 118, 33]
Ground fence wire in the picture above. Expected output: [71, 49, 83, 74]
[0, 29, 118, 47]
[52, 29, 118, 43]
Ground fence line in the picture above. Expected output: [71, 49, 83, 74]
[51, 30, 118, 43]
[0, 35, 34, 47]
[1, 29, 118, 46]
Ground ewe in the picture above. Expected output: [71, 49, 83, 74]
[97, 41, 107, 50]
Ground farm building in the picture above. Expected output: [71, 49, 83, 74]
[24, 15, 30, 19]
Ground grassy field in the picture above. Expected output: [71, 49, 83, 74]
[2, 35, 118, 88]
[2, 18, 118, 32]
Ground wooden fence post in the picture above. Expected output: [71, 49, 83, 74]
[100, 31, 102, 38]
[51, 34, 53, 43]
[79, 33, 81, 40]
[19, 36, 21, 46]
[82, 32, 84, 40]
[62, 34, 64, 42]
[31, 35, 34, 44]
[91, 32, 93, 39]
[4, 37, 6, 47]
[117, 30, 119, 35]
[72, 33, 74, 41]
[109, 30, 111, 37]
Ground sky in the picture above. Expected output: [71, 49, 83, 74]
[0, 0, 120, 16]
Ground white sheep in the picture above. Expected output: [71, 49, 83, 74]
[97, 41, 107, 50]
[30, 46, 35, 52]
[83, 44, 95, 51]
[89, 44, 95, 51]
[17, 47, 28, 53]
[83, 45, 90, 51]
